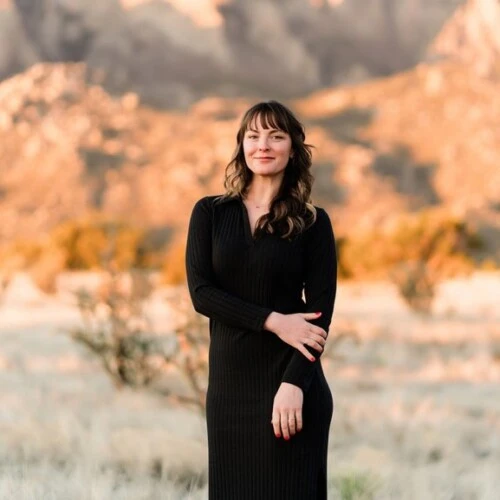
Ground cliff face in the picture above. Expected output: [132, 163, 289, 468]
[0, 60, 499, 250]
[429, 0, 500, 76]
[0, 0, 466, 108]
[2, 0, 499, 253]
[0, 63, 249, 242]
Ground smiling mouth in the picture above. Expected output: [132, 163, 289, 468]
[255, 157, 274, 160]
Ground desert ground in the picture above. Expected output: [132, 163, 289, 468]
[0, 271, 499, 499]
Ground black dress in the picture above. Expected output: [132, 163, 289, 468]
[185, 194, 337, 500]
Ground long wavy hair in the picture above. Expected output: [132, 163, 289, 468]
[221, 100, 317, 241]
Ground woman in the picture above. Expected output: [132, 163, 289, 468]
[185, 100, 337, 499]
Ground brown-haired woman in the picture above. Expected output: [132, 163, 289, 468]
[185, 100, 337, 499]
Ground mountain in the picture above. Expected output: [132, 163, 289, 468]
[294, 60, 500, 238]
[1, 0, 466, 108]
[429, 0, 500, 77]
[0, 63, 250, 244]
[0, 60, 499, 259]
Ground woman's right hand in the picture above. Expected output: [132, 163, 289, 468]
[264, 312, 328, 362]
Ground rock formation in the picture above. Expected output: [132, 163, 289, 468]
[429, 0, 500, 77]
[0, 0, 469, 108]
[0, 60, 499, 251]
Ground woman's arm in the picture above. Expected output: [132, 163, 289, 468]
[185, 196, 274, 332]
[280, 208, 337, 393]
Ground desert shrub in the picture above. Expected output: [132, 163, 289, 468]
[70, 267, 209, 413]
[0, 217, 174, 287]
[388, 211, 481, 313]
[71, 268, 160, 385]
[339, 211, 482, 280]
[28, 244, 67, 293]
[389, 260, 436, 314]
[0, 239, 43, 269]
[338, 210, 484, 312]
[51, 216, 148, 270]
[331, 471, 379, 500]
[161, 233, 187, 286]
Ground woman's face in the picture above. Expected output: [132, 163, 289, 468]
[242, 115, 293, 177]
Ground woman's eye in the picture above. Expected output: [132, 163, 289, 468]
[273, 135, 284, 139]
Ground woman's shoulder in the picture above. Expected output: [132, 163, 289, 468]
[192, 193, 237, 214]
[306, 205, 334, 237]
[308, 205, 330, 224]
[195, 193, 237, 207]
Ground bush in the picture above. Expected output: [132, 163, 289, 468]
[331, 471, 379, 500]
[161, 233, 187, 286]
[70, 267, 209, 413]
[338, 210, 484, 312]
[51, 216, 148, 270]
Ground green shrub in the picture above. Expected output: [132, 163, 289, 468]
[331, 471, 379, 500]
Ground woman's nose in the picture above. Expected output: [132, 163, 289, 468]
[258, 138, 270, 150]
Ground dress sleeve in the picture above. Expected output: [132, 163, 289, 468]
[185, 197, 274, 332]
[280, 208, 337, 393]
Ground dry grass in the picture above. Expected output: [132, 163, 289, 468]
[0, 271, 499, 499]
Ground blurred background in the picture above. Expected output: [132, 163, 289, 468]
[0, 0, 499, 498]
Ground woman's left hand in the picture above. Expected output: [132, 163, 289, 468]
[271, 382, 303, 440]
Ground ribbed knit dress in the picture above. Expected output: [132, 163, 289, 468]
[185, 194, 337, 500]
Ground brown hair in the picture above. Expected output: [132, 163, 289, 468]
[221, 100, 317, 241]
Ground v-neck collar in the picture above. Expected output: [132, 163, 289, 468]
[239, 196, 257, 245]
[238, 196, 271, 246]
[214, 194, 267, 246]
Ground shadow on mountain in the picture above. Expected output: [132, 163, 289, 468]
[311, 161, 346, 206]
[309, 106, 375, 147]
[372, 144, 440, 209]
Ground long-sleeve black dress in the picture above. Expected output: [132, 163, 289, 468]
[185, 194, 337, 500]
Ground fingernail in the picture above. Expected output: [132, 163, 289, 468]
[310, 357, 315, 362]
[276, 433, 281, 438]
[284, 436, 289, 441]
[316, 312, 322, 316]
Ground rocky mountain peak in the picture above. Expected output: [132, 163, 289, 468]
[429, 0, 500, 76]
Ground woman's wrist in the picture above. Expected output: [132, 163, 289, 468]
[264, 311, 282, 334]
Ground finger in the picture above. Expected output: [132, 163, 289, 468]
[302, 312, 322, 319]
[288, 412, 297, 436]
[296, 409, 303, 432]
[297, 344, 315, 362]
[310, 333, 327, 346]
[271, 408, 281, 438]
[303, 338, 323, 353]
[313, 328, 328, 339]
[280, 411, 290, 440]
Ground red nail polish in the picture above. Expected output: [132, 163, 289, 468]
[284, 436, 289, 441]
[276, 433, 281, 438]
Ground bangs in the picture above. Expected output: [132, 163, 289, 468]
[243, 104, 290, 134]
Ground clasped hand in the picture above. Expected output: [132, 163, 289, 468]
[264, 311, 328, 361]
